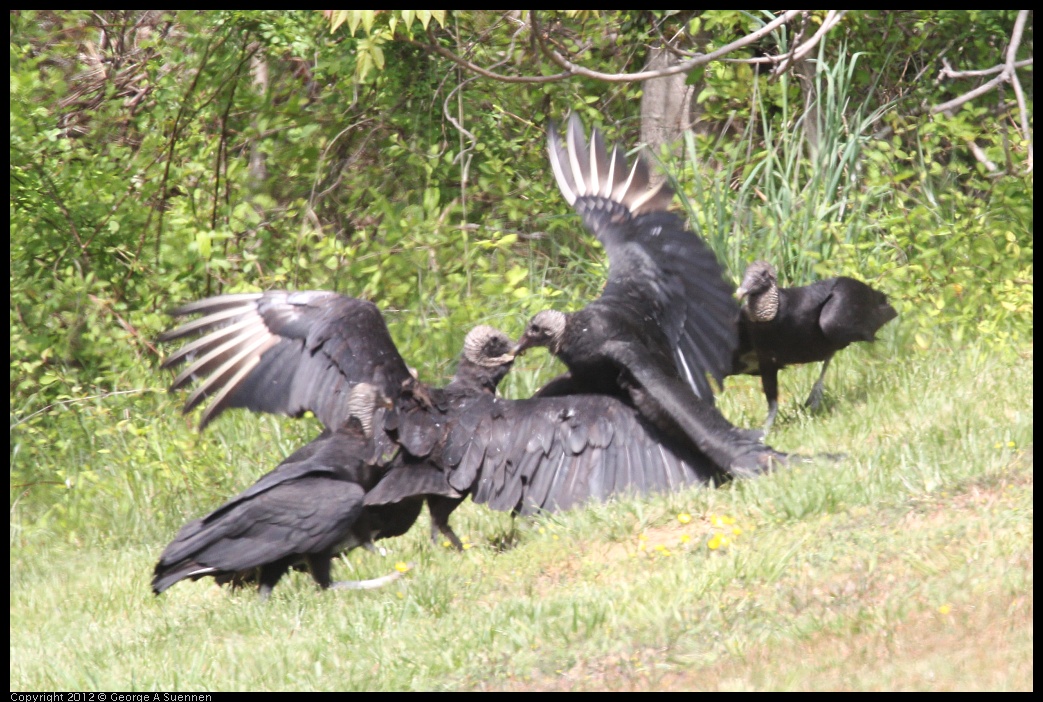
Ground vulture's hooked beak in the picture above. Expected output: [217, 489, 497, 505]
[511, 335, 533, 356]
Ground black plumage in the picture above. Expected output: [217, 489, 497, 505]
[368, 380, 732, 518]
[151, 118, 806, 596]
[515, 115, 785, 476]
[152, 388, 398, 598]
[156, 291, 736, 594]
[153, 321, 518, 598]
[732, 260, 898, 432]
[158, 291, 415, 431]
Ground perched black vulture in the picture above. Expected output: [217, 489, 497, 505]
[732, 260, 898, 432]
[515, 115, 785, 476]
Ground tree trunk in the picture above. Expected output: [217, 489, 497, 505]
[640, 44, 694, 185]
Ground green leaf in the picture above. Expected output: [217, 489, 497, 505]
[195, 230, 212, 259]
[328, 11, 350, 33]
[347, 11, 364, 36]
[505, 266, 528, 288]
[361, 10, 375, 35]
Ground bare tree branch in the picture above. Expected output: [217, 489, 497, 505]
[773, 10, 848, 77]
[931, 10, 1032, 172]
[941, 57, 1032, 78]
[532, 10, 806, 83]
[418, 27, 573, 84]
[1004, 10, 1032, 172]
[932, 71, 1009, 114]
[966, 138, 999, 172]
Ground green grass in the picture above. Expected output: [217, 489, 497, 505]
[10, 332, 1032, 691]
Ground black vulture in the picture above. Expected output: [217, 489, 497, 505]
[515, 115, 785, 476]
[152, 384, 397, 598]
[732, 260, 898, 432]
[153, 321, 518, 598]
[156, 291, 482, 552]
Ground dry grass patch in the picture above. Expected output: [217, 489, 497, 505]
[491, 458, 1033, 691]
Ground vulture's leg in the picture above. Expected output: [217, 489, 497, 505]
[761, 367, 780, 435]
[257, 561, 291, 601]
[427, 495, 464, 551]
[805, 354, 834, 410]
[308, 552, 333, 589]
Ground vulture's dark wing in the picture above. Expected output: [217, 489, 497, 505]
[817, 278, 898, 344]
[439, 393, 728, 516]
[598, 337, 779, 477]
[158, 291, 414, 429]
[548, 115, 738, 402]
[216, 419, 394, 508]
[152, 477, 367, 594]
[152, 428, 376, 594]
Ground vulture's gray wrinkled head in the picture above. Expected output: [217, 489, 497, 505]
[735, 261, 778, 299]
[514, 309, 568, 356]
[735, 261, 779, 322]
[346, 382, 392, 437]
[462, 325, 516, 368]
[452, 325, 516, 393]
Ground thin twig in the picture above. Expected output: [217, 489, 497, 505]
[774, 10, 848, 77]
[534, 10, 804, 83]
[11, 389, 151, 430]
[941, 57, 1032, 78]
[413, 11, 807, 84]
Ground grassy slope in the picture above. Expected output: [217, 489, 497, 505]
[10, 334, 1032, 691]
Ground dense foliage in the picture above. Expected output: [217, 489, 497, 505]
[10, 11, 1032, 533]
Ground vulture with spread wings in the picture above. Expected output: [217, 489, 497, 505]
[515, 115, 785, 476]
[155, 293, 730, 595]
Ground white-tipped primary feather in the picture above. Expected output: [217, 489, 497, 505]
[160, 304, 249, 341]
[600, 144, 619, 198]
[627, 179, 670, 215]
[548, 125, 577, 206]
[172, 324, 271, 391]
[566, 115, 589, 197]
[162, 316, 256, 371]
[194, 348, 273, 429]
[551, 114, 674, 216]
[588, 131, 602, 197]
[165, 292, 263, 319]
[613, 159, 643, 207]
[182, 333, 275, 422]
[589, 128, 615, 199]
